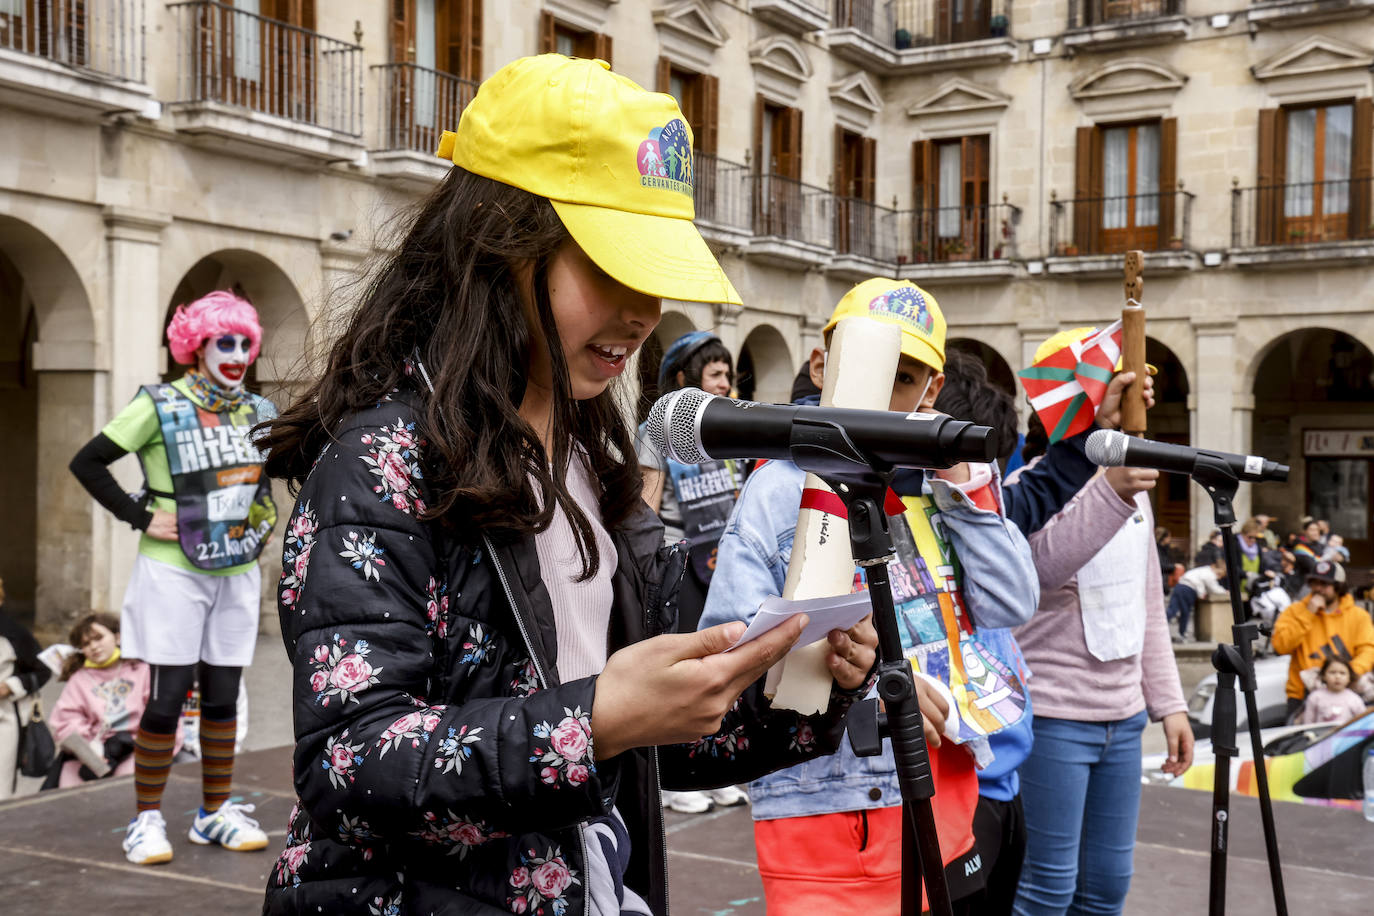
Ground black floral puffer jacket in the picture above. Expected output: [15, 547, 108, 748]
[263, 393, 865, 916]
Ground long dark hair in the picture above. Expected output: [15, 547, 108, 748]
[258, 167, 642, 578]
[933, 348, 1018, 463]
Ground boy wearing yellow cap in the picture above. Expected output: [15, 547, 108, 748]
[702, 278, 1043, 910]
[260, 55, 880, 916]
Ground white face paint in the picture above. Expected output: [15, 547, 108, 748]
[203, 334, 252, 389]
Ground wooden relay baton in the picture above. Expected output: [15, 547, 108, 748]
[1120, 250, 1147, 437]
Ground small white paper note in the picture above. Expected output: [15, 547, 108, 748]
[724, 591, 874, 653]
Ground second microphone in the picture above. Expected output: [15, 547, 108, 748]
[646, 388, 998, 470]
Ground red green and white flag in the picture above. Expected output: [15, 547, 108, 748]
[1018, 320, 1123, 443]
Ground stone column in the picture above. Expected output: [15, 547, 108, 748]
[1191, 319, 1238, 552]
[101, 205, 170, 612]
[713, 300, 743, 356]
[1232, 392, 1256, 523]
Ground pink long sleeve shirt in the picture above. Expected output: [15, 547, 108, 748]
[1011, 470, 1188, 723]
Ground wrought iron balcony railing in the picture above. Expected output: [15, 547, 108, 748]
[169, 0, 362, 136]
[904, 200, 1022, 263]
[372, 62, 477, 155]
[693, 152, 754, 234]
[0, 0, 144, 82]
[1068, 0, 1182, 28]
[831, 0, 1011, 48]
[1231, 178, 1374, 248]
[750, 173, 836, 249]
[1049, 188, 1195, 255]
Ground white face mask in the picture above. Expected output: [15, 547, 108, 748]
[204, 334, 252, 390]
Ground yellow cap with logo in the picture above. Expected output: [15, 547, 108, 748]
[436, 54, 741, 306]
[1034, 326, 1157, 374]
[822, 278, 946, 372]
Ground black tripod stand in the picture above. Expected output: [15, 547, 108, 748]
[1187, 455, 1289, 916]
[789, 418, 957, 916]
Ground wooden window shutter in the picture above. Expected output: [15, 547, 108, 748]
[538, 11, 556, 54]
[298, 0, 315, 31]
[786, 106, 803, 180]
[592, 31, 612, 66]
[465, 0, 481, 81]
[699, 75, 718, 154]
[1074, 125, 1103, 250]
[862, 137, 877, 203]
[1256, 107, 1282, 245]
[657, 56, 673, 93]
[390, 0, 411, 63]
[912, 139, 935, 208]
[1349, 98, 1372, 238]
[833, 126, 847, 197]
[1158, 117, 1178, 245]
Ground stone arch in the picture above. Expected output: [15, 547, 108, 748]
[635, 310, 699, 417]
[736, 322, 793, 404]
[1144, 336, 1192, 552]
[1248, 326, 1374, 564]
[0, 216, 99, 630]
[946, 337, 1016, 398]
[163, 248, 309, 394]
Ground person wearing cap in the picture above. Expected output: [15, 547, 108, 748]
[635, 330, 749, 815]
[1271, 559, 1374, 719]
[703, 278, 1051, 912]
[256, 54, 880, 916]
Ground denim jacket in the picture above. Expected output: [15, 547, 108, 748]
[699, 459, 1039, 820]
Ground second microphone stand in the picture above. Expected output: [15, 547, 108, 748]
[788, 418, 952, 916]
[1187, 455, 1288, 916]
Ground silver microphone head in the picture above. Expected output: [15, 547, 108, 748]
[646, 388, 714, 464]
[1085, 428, 1128, 467]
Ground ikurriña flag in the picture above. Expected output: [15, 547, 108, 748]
[1018, 320, 1123, 443]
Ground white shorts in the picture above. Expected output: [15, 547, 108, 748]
[120, 554, 261, 667]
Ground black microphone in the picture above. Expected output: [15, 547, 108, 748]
[645, 388, 998, 470]
[1085, 429, 1289, 483]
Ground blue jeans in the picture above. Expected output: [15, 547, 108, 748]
[1165, 583, 1197, 637]
[1013, 711, 1148, 915]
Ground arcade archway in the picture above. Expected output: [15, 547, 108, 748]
[736, 323, 793, 404]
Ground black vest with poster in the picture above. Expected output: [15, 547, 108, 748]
[142, 383, 273, 571]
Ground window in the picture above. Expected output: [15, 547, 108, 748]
[753, 96, 803, 236]
[538, 12, 610, 66]
[387, 0, 483, 151]
[1073, 119, 1177, 253]
[834, 128, 877, 254]
[1256, 100, 1372, 245]
[656, 58, 718, 154]
[913, 135, 990, 259]
[214, 0, 318, 121]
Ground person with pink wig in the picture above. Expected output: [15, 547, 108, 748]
[69, 289, 277, 866]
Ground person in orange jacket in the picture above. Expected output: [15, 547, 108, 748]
[1270, 559, 1374, 718]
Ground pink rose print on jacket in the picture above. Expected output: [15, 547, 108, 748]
[507, 845, 579, 916]
[367, 891, 401, 916]
[358, 421, 427, 515]
[375, 706, 445, 757]
[273, 840, 311, 887]
[320, 729, 364, 790]
[409, 808, 508, 858]
[425, 577, 450, 639]
[279, 501, 317, 611]
[530, 706, 596, 787]
[308, 634, 383, 707]
[433, 723, 484, 776]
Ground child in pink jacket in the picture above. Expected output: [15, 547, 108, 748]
[50, 613, 182, 787]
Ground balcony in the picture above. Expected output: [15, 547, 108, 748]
[750, 0, 831, 34]
[826, 198, 1022, 281]
[1063, 0, 1190, 52]
[1229, 178, 1374, 268]
[0, 0, 149, 118]
[1247, 0, 1374, 27]
[694, 153, 754, 248]
[826, 0, 1016, 76]
[1047, 187, 1198, 275]
[371, 63, 477, 186]
[167, 1, 364, 164]
[745, 174, 836, 268]
[899, 199, 1022, 282]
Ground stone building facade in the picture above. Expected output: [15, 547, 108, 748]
[2, 0, 1371, 632]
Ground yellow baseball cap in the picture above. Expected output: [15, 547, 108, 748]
[822, 278, 946, 371]
[1034, 326, 1157, 374]
[436, 54, 741, 306]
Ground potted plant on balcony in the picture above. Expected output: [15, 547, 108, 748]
[1288, 226, 1308, 244]
[945, 238, 972, 261]
[990, 14, 1009, 36]
[1167, 236, 1184, 250]
[1057, 241, 1079, 257]
[913, 241, 931, 263]
[895, 28, 914, 49]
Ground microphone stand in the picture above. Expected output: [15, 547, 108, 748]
[1188, 454, 1288, 916]
[788, 418, 952, 916]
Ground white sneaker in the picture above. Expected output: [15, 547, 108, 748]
[188, 800, 269, 851]
[123, 809, 174, 866]
[706, 785, 749, 807]
[662, 790, 712, 814]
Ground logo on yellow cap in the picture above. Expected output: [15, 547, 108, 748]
[869, 287, 934, 335]
[637, 119, 694, 197]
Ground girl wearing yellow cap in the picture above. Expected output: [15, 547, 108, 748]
[257, 54, 877, 916]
